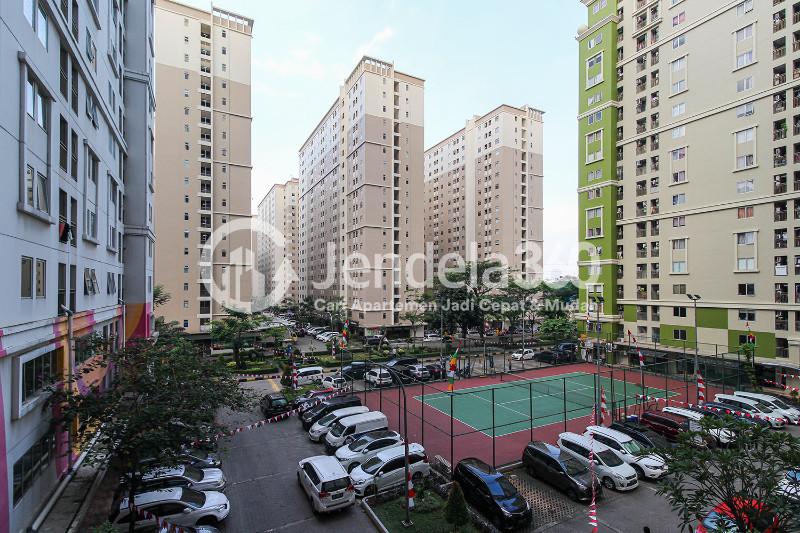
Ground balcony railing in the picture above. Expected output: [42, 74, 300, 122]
[775, 19, 787, 32]
[775, 47, 787, 59]
[636, 249, 648, 258]
[775, 73, 787, 86]
[776, 238, 789, 249]
[776, 264, 789, 275]
[775, 100, 787, 112]
[776, 156, 788, 167]
[776, 128, 788, 140]
[776, 182, 788, 194]
[636, 312, 648, 320]
[776, 211, 788, 221]
[636, 272, 647, 280]
[776, 320, 789, 331]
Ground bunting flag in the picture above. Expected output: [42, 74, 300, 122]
[137, 506, 188, 532]
[696, 372, 705, 405]
[638, 348, 644, 368]
[447, 344, 461, 392]
[340, 320, 349, 349]
[588, 404, 599, 533]
[635, 394, 793, 425]
[600, 387, 608, 425]
[407, 471, 416, 509]
[291, 360, 298, 391]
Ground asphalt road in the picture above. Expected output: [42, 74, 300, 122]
[216, 379, 374, 533]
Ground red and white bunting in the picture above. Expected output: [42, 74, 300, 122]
[137, 507, 187, 533]
[407, 471, 415, 509]
[636, 394, 793, 425]
[588, 404, 599, 533]
[600, 387, 608, 425]
[292, 361, 298, 391]
[764, 378, 800, 393]
[696, 373, 705, 405]
[779, 373, 800, 381]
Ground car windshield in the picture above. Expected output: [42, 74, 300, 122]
[753, 401, 773, 413]
[620, 439, 644, 456]
[487, 477, 518, 499]
[180, 488, 206, 508]
[702, 511, 735, 531]
[271, 397, 288, 406]
[361, 456, 383, 474]
[562, 458, 588, 476]
[771, 398, 791, 409]
[596, 450, 623, 467]
[329, 421, 346, 437]
[317, 412, 339, 426]
[787, 471, 800, 482]
[348, 436, 373, 452]
[183, 465, 204, 482]
[321, 477, 350, 493]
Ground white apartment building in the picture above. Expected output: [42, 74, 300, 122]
[255, 178, 299, 309]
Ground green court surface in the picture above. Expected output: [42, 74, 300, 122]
[415, 371, 677, 437]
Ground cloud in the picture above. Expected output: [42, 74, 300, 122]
[353, 26, 396, 62]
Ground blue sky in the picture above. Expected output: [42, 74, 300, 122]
[181, 0, 585, 276]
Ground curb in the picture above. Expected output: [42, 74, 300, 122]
[235, 374, 281, 382]
[67, 464, 108, 533]
[361, 497, 391, 533]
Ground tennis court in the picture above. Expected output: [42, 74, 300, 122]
[415, 371, 677, 437]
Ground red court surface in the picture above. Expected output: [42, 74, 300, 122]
[358, 363, 717, 470]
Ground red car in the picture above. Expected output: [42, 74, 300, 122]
[292, 387, 335, 409]
[697, 499, 783, 533]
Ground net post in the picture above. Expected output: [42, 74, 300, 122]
[450, 392, 454, 476]
[529, 381, 534, 443]
[610, 366, 616, 423]
[665, 368, 669, 407]
[421, 381, 425, 447]
[491, 388, 496, 469]
[562, 377, 568, 433]
[623, 367, 628, 420]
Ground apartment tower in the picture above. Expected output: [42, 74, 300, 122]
[577, 0, 800, 367]
[255, 178, 299, 309]
[0, 0, 154, 530]
[154, 0, 253, 333]
[299, 57, 424, 335]
[424, 105, 545, 281]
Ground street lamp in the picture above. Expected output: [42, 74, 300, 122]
[687, 294, 701, 401]
[590, 295, 604, 424]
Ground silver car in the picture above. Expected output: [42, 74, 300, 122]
[349, 443, 430, 496]
[335, 430, 403, 472]
[297, 455, 356, 513]
[138, 465, 226, 493]
[109, 487, 229, 530]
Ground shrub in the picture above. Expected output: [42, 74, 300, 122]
[444, 481, 470, 531]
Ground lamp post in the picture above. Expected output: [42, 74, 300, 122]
[590, 295, 604, 424]
[687, 294, 701, 402]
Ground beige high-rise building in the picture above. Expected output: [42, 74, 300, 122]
[576, 0, 800, 366]
[299, 57, 425, 335]
[154, 1, 253, 333]
[424, 105, 544, 280]
[255, 179, 299, 309]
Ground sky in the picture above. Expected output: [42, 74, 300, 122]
[181, 0, 585, 277]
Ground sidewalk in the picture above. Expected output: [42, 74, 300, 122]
[36, 459, 108, 533]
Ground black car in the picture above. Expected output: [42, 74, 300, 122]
[453, 458, 532, 531]
[522, 441, 600, 502]
[300, 396, 362, 430]
[387, 364, 415, 384]
[425, 363, 445, 380]
[554, 342, 577, 356]
[365, 335, 386, 346]
[385, 356, 419, 367]
[261, 392, 292, 418]
[610, 421, 672, 449]
[340, 361, 369, 380]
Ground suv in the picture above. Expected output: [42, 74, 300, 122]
[339, 362, 369, 380]
[261, 393, 292, 418]
[522, 441, 600, 502]
[296, 455, 356, 513]
[349, 443, 430, 496]
[453, 458, 532, 530]
[335, 430, 403, 473]
[663, 406, 736, 446]
[584, 426, 668, 480]
[109, 488, 229, 529]
[365, 368, 393, 388]
[365, 335, 385, 346]
[639, 410, 711, 447]
[301, 396, 363, 430]
[136, 465, 226, 493]
[406, 364, 431, 381]
[557, 432, 639, 491]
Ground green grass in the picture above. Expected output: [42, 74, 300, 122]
[371, 492, 479, 533]
[417, 371, 677, 437]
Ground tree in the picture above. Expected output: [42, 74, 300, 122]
[400, 292, 427, 347]
[444, 481, 470, 532]
[657, 417, 800, 532]
[152, 283, 171, 307]
[211, 306, 265, 369]
[539, 317, 578, 340]
[537, 280, 577, 319]
[51, 324, 252, 533]
[498, 282, 540, 334]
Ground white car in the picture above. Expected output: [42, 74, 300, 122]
[365, 368, 393, 388]
[511, 349, 536, 361]
[308, 406, 369, 442]
[734, 391, 800, 424]
[315, 331, 334, 341]
[335, 430, 403, 472]
[422, 333, 442, 342]
[349, 443, 430, 496]
[297, 455, 356, 513]
[778, 470, 800, 502]
[109, 488, 229, 529]
[584, 426, 667, 480]
[307, 327, 325, 334]
[137, 465, 226, 493]
[322, 375, 348, 389]
[558, 432, 639, 491]
[663, 406, 737, 445]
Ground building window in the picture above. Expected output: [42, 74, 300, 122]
[671, 102, 686, 117]
[736, 231, 755, 245]
[22, 349, 57, 404]
[12, 431, 55, 505]
[26, 74, 48, 131]
[738, 309, 756, 321]
[672, 216, 685, 227]
[736, 0, 753, 16]
[183, 320, 189, 328]
[673, 306, 687, 317]
[736, 179, 754, 193]
[672, 193, 686, 205]
[35, 259, 45, 298]
[736, 76, 753, 92]
[737, 205, 754, 218]
[673, 284, 687, 295]
[21, 257, 33, 298]
[736, 102, 754, 117]
[673, 329, 687, 341]
[738, 283, 755, 296]
[24, 0, 48, 48]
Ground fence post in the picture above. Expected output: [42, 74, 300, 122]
[491, 388, 496, 469]
[380, 383, 383, 412]
[398, 383, 402, 430]
[421, 381, 425, 447]
[562, 378, 568, 432]
[737, 350, 742, 390]
[684, 364, 689, 405]
[610, 366, 616, 422]
[623, 368, 628, 420]
[450, 392, 454, 475]
[665, 370, 669, 406]
[529, 382, 534, 442]
[721, 352, 726, 394]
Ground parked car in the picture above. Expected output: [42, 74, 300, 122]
[733, 390, 800, 424]
[405, 363, 431, 381]
[778, 470, 800, 502]
[335, 430, 403, 472]
[349, 443, 430, 496]
[296, 366, 325, 387]
[322, 375, 348, 389]
[534, 350, 573, 365]
[301, 396, 363, 430]
[609, 421, 673, 449]
[261, 392, 293, 418]
[365, 368, 393, 388]
[583, 426, 668, 480]
[662, 406, 736, 447]
[694, 401, 771, 428]
[146, 526, 220, 533]
[180, 448, 222, 469]
[385, 356, 419, 367]
[296, 455, 356, 513]
[511, 349, 536, 361]
[135, 465, 226, 493]
[316, 331, 336, 341]
[522, 441, 600, 502]
[308, 406, 370, 442]
[555, 342, 578, 356]
[292, 388, 335, 410]
[388, 365, 415, 385]
[425, 362, 445, 380]
[422, 333, 442, 342]
[325, 412, 389, 453]
[109, 488, 229, 529]
[339, 362, 369, 380]
[696, 498, 783, 533]
[557, 432, 639, 491]
[365, 335, 386, 346]
[714, 394, 786, 429]
[639, 409, 710, 446]
[453, 457, 532, 530]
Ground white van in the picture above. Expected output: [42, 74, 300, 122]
[733, 391, 800, 424]
[584, 426, 667, 480]
[557, 432, 639, 491]
[714, 394, 786, 428]
[308, 406, 370, 442]
[325, 412, 389, 453]
[296, 366, 324, 386]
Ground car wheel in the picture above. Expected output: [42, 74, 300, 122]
[525, 465, 536, 478]
[601, 477, 615, 490]
[197, 516, 219, 526]
[565, 488, 578, 502]
[365, 484, 377, 497]
[347, 462, 359, 473]
[632, 464, 644, 480]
